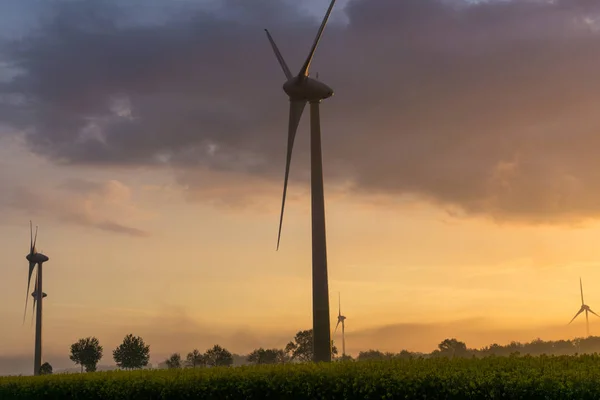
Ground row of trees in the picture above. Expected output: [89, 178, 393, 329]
[353, 336, 600, 361]
[163, 329, 338, 368]
[61, 331, 600, 373]
[69, 334, 149, 372]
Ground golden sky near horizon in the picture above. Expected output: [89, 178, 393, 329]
[1, 136, 600, 360]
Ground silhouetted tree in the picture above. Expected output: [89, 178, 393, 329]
[356, 350, 395, 361]
[39, 362, 52, 375]
[70, 337, 104, 372]
[186, 349, 206, 368]
[285, 329, 338, 362]
[437, 338, 468, 357]
[204, 345, 233, 367]
[247, 348, 288, 365]
[397, 350, 414, 360]
[165, 353, 182, 369]
[112, 334, 150, 370]
[337, 354, 354, 362]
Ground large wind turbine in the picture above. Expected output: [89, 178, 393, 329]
[24, 221, 49, 376]
[265, 0, 338, 363]
[333, 292, 346, 357]
[568, 277, 599, 337]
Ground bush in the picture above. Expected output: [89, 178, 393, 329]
[2, 355, 600, 399]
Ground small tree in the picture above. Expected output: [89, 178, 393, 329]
[438, 338, 468, 358]
[113, 334, 150, 370]
[165, 353, 182, 369]
[285, 329, 338, 362]
[70, 337, 104, 372]
[247, 348, 288, 365]
[186, 349, 206, 368]
[204, 345, 233, 367]
[39, 362, 52, 375]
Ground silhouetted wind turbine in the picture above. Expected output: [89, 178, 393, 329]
[265, 0, 338, 363]
[568, 277, 599, 337]
[30, 279, 47, 327]
[24, 221, 49, 376]
[333, 292, 346, 357]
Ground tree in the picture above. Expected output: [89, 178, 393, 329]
[39, 362, 52, 375]
[437, 338, 468, 358]
[204, 345, 233, 367]
[70, 337, 104, 372]
[165, 353, 182, 369]
[285, 329, 338, 362]
[247, 348, 288, 365]
[356, 350, 392, 361]
[186, 349, 206, 368]
[112, 334, 150, 370]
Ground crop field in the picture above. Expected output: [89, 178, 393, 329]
[2, 355, 600, 399]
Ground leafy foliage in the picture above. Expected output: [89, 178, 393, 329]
[70, 337, 104, 372]
[112, 334, 150, 370]
[5, 355, 600, 399]
[204, 345, 233, 367]
[38, 362, 52, 375]
[185, 349, 206, 368]
[165, 353, 181, 369]
[285, 329, 338, 362]
[246, 348, 288, 365]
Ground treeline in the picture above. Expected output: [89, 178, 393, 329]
[355, 336, 600, 361]
[43, 331, 600, 374]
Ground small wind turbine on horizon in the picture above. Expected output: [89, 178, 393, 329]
[265, 0, 339, 363]
[23, 221, 50, 376]
[333, 292, 346, 357]
[568, 277, 599, 337]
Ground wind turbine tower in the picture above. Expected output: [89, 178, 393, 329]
[568, 277, 599, 337]
[24, 221, 50, 376]
[334, 292, 347, 357]
[265, 0, 339, 362]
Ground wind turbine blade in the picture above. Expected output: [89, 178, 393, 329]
[23, 262, 36, 325]
[298, 0, 337, 77]
[276, 99, 307, 250]
[264, 29, 292, 80]
[569, 308, 584, 325]
[31, 273, 38, 327]
[29, 221, 33, 253]
[590, 308, 600, 318]
[33, 225, 38, 253]
[581, 277, 585, 305]
[333, 319, 340, 335]
[338, 292, 341, 316]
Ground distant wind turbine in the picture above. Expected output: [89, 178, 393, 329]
[265, 0, 338, 363]
[333, 292, 346, 357]
[568, 277, 599, 337]
[24, 221, 50, 376]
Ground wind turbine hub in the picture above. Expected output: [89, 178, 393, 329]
[283, 77, 334, 102]
[26, 253, 49, 264]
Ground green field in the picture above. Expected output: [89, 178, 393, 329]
[2, 355, 600, 399]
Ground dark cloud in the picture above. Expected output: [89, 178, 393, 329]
[2, 0, 600, 222]
[0, 178, 150, 237]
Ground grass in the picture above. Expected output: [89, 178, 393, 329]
[2, 354, 600, 399]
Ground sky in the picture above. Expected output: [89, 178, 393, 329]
[2, 0, 600, 374]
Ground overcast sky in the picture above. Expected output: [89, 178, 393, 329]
[2, 0, 600, 374]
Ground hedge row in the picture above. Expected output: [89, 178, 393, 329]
[2, 355, 600, 399]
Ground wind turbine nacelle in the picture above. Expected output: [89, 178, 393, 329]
[283, 77, 334, 102]
[26, 253, 49, 263]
